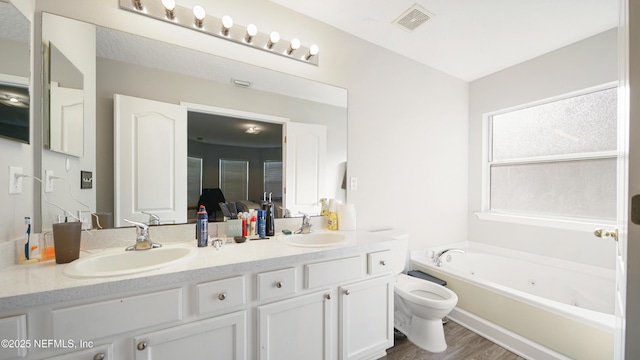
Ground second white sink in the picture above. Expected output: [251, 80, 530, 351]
[277, 232, 350, 248]
[63, 244, 197, 278]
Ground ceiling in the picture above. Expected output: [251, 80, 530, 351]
[269, 0, 619, 81]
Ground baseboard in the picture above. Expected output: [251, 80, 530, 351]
[448, 308, 572, 360]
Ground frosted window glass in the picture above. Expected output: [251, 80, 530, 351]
[490, 158, 616, 220]
[492, 87, 617, 160]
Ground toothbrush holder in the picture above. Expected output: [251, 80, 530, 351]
[52, 222, 81, 264]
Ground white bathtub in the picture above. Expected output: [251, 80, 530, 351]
[411, 242, 615, 360]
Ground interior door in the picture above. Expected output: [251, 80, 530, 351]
[114, 94, 187, 227]
[284, 122, 327, 216]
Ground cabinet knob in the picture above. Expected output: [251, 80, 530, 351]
[137, 341, 148, 351]
[380, 260, 387, 266]
[93, 353, 106, 360]
[276, 281, 283, 288]
[325, 293, 331, 300]
[344, 289, 351, 295]
[218, 292, 227, 301]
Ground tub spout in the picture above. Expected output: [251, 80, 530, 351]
[433, 248, 465, 267]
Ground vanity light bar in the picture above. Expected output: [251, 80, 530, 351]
[119, 0, 320, 66]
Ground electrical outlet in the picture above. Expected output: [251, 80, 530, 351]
[9, 166, 23, 194]
[350, 177, 358, 191]
[45, 170, 54, 193]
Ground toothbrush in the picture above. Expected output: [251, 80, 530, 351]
[24, 216, 31, 260]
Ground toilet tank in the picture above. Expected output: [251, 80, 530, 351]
[370, 229, 409, 274]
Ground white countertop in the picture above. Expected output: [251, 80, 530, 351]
[0, 229, 397, 312]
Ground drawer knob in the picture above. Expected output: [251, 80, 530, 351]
[380, 260, 387, 266]
[137, 341, 148, 351]
[344, 289, 351, 295]
[93, 353, 106, 360]
[276, 281, 283, 288]
[218, 292, 227, 301]
[325, 293, 331, 300]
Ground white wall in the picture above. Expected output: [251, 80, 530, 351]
[39, 13, 96, 232]
[468, 29, 618, 268]
[29, 0, 470, 252]
[0, 0, 33, 246]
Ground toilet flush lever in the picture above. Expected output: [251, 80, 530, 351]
[594, 228, 618, 241]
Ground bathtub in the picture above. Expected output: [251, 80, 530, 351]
[411, 242, 615, 360]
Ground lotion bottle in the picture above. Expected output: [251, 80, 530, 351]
[327, 199, 338, 230]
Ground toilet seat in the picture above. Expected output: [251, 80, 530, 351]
[394, 273, 457, 310]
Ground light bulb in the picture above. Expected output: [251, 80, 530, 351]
[287, 38, 300, 55]
[267, 31, 280, 49]
[221, 15, 233, 35]
[245, 24, 258, 43]
[306, 44, 319, 60]
[162, 0, 175, 19]
[193, 5, 206, 28]
[9, 97, 19, 103]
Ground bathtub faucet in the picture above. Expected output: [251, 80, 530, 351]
[433, 248, 465, 267]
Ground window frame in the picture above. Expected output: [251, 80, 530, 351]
[478, 82, 618, 231]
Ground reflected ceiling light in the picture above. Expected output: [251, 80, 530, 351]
[244, 24, 257, 43]
[245, 126, 260, 134]
[9, 97, 19, 103]
[266, 31, 280, 49]
[193, 5, 206, 28]
[287, 38, 300, 55]
[132, 0, 143, 11]
[221, 15, 233, 36]
[161, 0, 175, 19]
[305, 44, 319, 60]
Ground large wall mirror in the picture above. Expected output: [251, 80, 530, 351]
[0, 1, 30, 145]
[39, 13, 347, 229]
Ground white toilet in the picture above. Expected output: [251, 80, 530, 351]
[383, 230, 458, 353]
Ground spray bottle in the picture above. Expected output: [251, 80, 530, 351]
[197, 205, 208, 247]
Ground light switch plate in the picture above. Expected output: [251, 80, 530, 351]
[350, 177, 358, 191]
[80, 171, 93, 189]
[9, 166, 23, 194]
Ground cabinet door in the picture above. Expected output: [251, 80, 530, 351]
[340, 276, 393, 360]
[133, 311, 246, 360]
[44, 344, 112, 360]
[258, 290, 332, 360]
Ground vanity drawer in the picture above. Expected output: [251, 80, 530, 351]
[368, 250, 393, 275]
[197, 276, 246, 315]
[51, 288, 182, 340]
[305, 256, 362, 289]
[0, 315, 26, 359]
[257, 268, 297, 301]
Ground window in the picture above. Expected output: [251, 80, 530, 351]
[264, 160, 283, 200]
[219, 159, 248, 201]
[484, 86, 617, 222]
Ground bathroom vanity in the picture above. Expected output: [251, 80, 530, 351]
[0, 230, 396, 360]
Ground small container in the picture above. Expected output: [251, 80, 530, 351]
[52, 222, 82, 264]
[241, 216, 247, 237]
[250, 213, 257, 235]
[40, 232, 56, 261]
[257, 210, 266, 238]
[327, 199, 339, 230]
[197, 205, 208, 247]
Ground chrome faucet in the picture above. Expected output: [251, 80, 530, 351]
[142, 211, 161, 226]
[295, 212, 313, 234]
[433, 248, 465, 267]
[124, 219, 162, 251]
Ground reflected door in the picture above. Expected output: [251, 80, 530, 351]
[114, 94, 187, 227]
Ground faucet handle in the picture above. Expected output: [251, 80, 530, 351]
[124, 218, 149, 231]
[142, 211, 160, 225]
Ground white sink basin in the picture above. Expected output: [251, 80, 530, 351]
[63, 244, 197, 278]
[277, 232, 350, 248]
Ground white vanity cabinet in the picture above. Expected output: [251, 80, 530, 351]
[132, 311, 247, 360]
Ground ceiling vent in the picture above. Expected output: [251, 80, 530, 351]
[393, 4, 434, 31]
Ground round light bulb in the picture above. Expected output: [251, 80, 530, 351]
[193, 5, 206, 20]
[290, 38, 301, 50]
[309, 44, 319, 56]
[161, 0, 175, 11]
[222, 15, 233, 29]
[269, 31, 280, 44]
[246, 24, 258, 37]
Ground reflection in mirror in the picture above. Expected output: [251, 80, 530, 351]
[44, 42, 85, 157]
[187, 113, 284, 222]
[0, 1, 30, 144]
[93, 27, 347, 228]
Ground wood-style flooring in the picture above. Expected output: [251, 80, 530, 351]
[381, 321, 526, 360]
